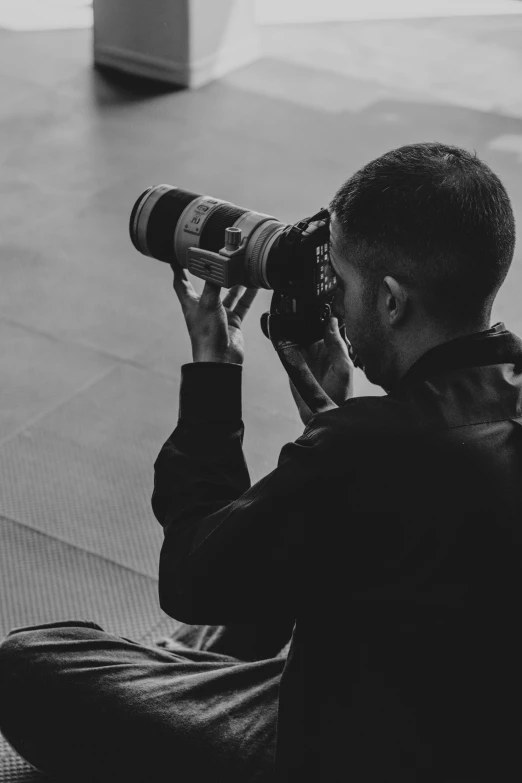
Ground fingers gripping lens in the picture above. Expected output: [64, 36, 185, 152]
[129, 184, 335, 344]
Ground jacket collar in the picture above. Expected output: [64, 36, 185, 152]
[394, 323, 522, 391]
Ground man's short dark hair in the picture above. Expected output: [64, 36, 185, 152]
[329, 142, 516, 325]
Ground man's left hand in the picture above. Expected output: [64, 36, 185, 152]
[171, 263, 258, 365]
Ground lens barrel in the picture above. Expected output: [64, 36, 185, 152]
[130, 185, 251, 263]
[130, 185, 283, 289]
[130, 186, 202, 262]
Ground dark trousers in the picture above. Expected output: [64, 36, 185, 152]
[0, 618, 292, 783]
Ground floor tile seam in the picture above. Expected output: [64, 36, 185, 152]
[0, 359, 119, 449]
[0, 190, 103, 245]
[4, 136, 147, 214]
[0, 313, 305, 426]
[0, 511, 159, 583]
[0, 315, 182, 380]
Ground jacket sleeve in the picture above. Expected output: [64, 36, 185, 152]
[151, 361, 339, 625]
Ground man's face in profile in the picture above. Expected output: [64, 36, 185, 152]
[329, 213, 392, 388]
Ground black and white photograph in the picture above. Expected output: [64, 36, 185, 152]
[1, 1, 522, 780]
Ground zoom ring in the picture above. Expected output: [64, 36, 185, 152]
[249, 221, 280, 288]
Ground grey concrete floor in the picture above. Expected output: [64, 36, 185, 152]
[1, 15, 522, 780]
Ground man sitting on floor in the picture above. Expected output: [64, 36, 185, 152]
[1, 142, 522, 782]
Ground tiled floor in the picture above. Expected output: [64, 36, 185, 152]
[1, 13, 522, 780]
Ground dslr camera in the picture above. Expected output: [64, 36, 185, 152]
[129, 185, 338, 346]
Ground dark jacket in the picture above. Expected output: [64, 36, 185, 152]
[152, 322, 522, 782]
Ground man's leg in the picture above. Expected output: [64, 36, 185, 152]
[0, 620, 284, 783]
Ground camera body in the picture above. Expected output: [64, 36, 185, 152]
[184, 204, 336, 345]
[130, 185, 338, 345]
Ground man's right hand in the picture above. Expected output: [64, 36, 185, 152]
[290, 316, 354, 425]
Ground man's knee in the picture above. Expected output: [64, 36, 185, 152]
[0, 631, 40, 732]
[0, 620, 103, 731]
[3, 619, 103, 642]
[0, 620, 103, 682]
[0, 629, 37, 677]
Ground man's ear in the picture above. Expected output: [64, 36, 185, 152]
[383, 276, 409, 326]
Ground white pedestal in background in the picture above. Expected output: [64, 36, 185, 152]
[92, 0, 260, 89]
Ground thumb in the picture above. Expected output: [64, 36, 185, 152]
[324, 316, 347, 353]
[199, 280, 222, 310]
